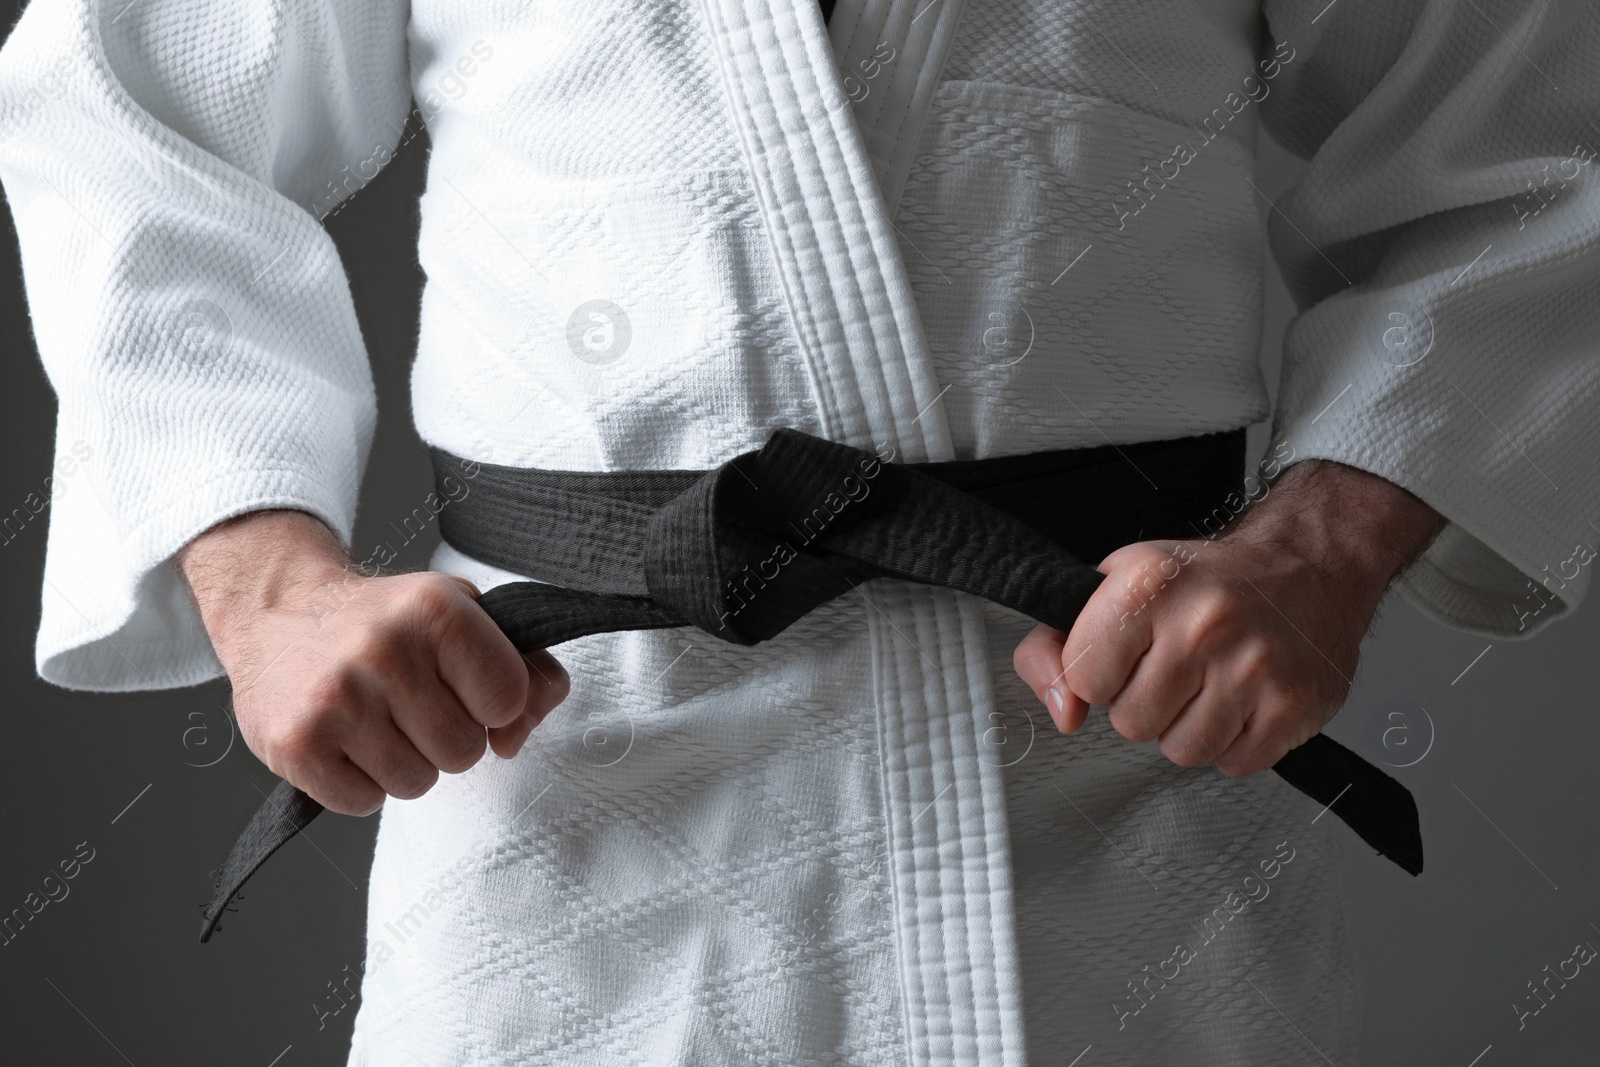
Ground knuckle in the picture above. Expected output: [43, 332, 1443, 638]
[1073, 676, 1113, 707]
[1274, 677, 1319, 718]
[1197, 587, 1235, 624]
[403, 573, 464, 627]
[474, 671, 528, 727]
[323, 773, 386, 817]
[346, 624, 407, 674]
[1255, 704, 1297, 739]
[1011, 642, 1038, 682]
[1116, 562, 1169, 609]
[303, 666, 361, 716]
[530, 659, 572, 709]
[1235, 639, 1276, 683]
[1163, 732, 1219, 768]
[1180, 590, 1236, 648]
[1109, 704, 1157, 743]
[1066, 656, 1113, 705]
[386, 762, 439, 801]
[436, 729, 488, 774]
[270, 735, 380, 816]
[1286, 716, 1321, 751]
[271, 729, 330, 777]
[492, 654, 540, 718]
[1160, 738, 1197, 767]
[1124, 542, 1172, 570]
[1215, 752, 1259, 778]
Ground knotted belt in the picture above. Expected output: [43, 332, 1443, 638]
[199, 427, 1423, 942]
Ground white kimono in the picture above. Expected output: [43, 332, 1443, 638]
[3, 0, 1598, 1063]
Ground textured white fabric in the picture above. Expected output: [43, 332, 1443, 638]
[0, 0, 410, 689]
[1256, 0, 1600, 639]
[3, 0, 1598, 1064]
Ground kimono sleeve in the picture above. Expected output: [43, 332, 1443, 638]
[1256, 0, 1600, 639]
[0, 0, 413, 690]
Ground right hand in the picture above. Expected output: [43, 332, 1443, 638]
[177, 509, 570, 815]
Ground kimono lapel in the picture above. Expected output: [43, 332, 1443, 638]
[828, 0, 970, 220]
[694, 0, 955, 464]
[697, 5, 1029, 1066]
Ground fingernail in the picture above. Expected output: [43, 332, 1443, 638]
[1046, 686, 1065, 730]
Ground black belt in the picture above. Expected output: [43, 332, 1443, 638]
[198, 427, 1422, 942]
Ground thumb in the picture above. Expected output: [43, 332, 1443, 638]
[1097, 538, 1185, 576]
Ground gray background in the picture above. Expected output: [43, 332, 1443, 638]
[1, 13, 1595, 1064]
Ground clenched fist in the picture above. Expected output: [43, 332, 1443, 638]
[178, 509, 570, 816]
[1013, 458, 1445, 777]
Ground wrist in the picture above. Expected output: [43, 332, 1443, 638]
[1223, 458, 1445, 597]
[177, 509, 354, 647]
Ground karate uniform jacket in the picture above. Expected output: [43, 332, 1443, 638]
[2, 0, 1598, 1064]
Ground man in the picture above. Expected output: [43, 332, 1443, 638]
[1, 0, 1595, 1064]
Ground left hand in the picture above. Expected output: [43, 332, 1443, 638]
[1012, 458, 1445, 777]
